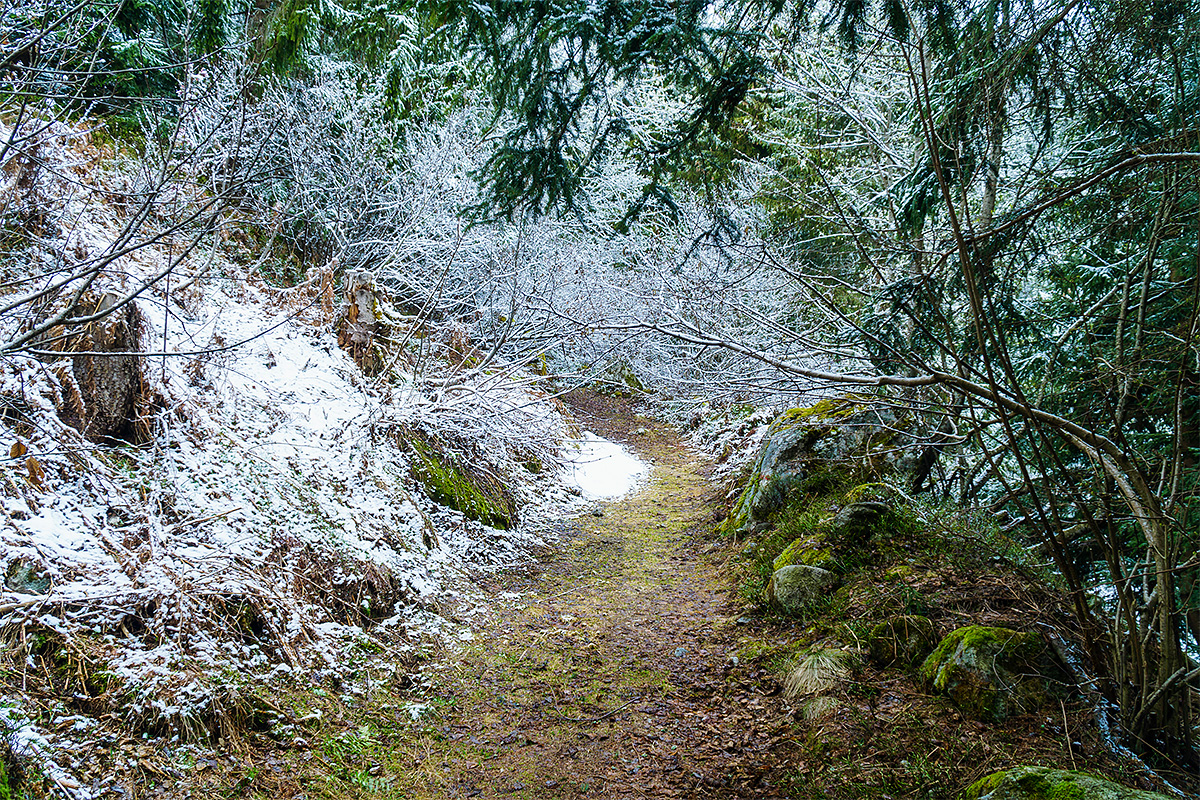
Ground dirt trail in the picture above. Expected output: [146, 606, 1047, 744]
[402, 397, 795, 799]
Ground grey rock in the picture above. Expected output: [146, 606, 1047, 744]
[5, 559, 50, 594]
[767, 565, 839, 616]
[920, 626, 1064, 722]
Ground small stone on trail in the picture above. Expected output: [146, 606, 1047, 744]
[592, 507, 605, 517]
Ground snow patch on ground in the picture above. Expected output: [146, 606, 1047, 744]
[562, 432, 648, 500]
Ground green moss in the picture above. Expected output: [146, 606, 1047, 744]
[736, 639, 809, 671]
[1028, 777, 1085, 800]
[772, 538, 834, 571]
[964, 771, 1008, 799]
[964, 767, 1165, 800]
[0, 758, 12, 800]
[719, 492, 749, 538]
[920, 626, 1036, 682]
[776, 398, 862, 425]
[410, 440, 515, 529]
[921, 626, 1050, 722]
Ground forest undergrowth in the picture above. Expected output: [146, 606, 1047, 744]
[189, 393, 1184, 800]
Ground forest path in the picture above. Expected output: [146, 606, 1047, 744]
[398, 394, 794, 799]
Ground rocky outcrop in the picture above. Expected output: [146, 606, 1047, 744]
[723, 410, 825, 537]
[767, 565, 839, 616]
[920, 626, 1064, 722]
[722, 400, 914, 538]
[965, 767, 1174, 800]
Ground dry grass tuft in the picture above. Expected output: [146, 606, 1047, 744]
[784, 646, 855, 699]
[799, 695, 841, 720]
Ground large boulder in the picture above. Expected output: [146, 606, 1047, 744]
[767, 565, 839, 616]
[722, 400, 914, 537]
[867, 615, 938, 667]
[920, 626, 1064, 722]
[965, 767, 1174, 800]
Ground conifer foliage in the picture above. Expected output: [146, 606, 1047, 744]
[422, 0, 787, 219]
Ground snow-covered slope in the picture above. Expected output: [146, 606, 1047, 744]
[0, 121, 637, 794]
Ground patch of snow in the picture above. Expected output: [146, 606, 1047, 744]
[402, 701, 432, 720]
[561, 432, 648, 501]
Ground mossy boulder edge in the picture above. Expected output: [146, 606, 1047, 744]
[772, 536, 835, 571]
[409, 439, 516, 529]
[921, 626, 1063, 722]
[964, 766, 1174, 800]
[767, 564, 839, 616]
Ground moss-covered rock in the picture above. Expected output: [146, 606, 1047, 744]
[721, 409, 831, 538]
[963, 766, 1173, 800]
[772, 537, 835, 571]
[767, 565, 839, 616]
[920, 626, 1063, 722]
[768, 500, 893, 575]
[867, 615, 938, 667]
[5, 558, 51, 594]
[827, 501, 891, 546]
[721, 399, 915, 538]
